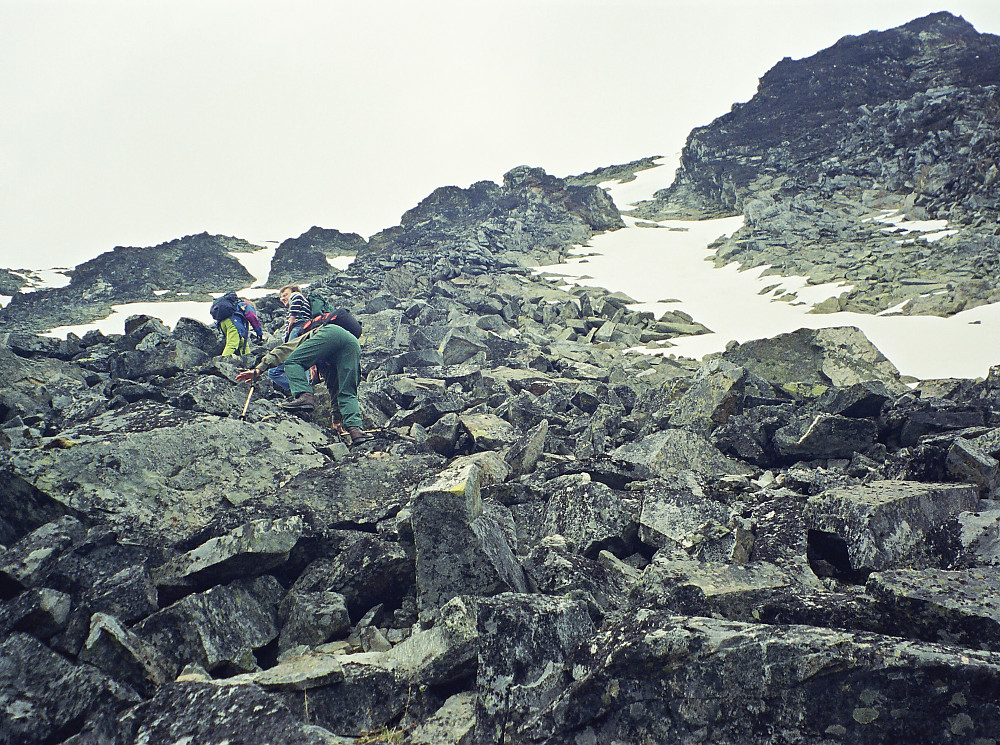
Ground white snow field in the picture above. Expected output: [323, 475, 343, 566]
[536, 158, 1000, 382]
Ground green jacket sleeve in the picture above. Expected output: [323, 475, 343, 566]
[253, 329, 315, 373]
[220, 319, 242, 357]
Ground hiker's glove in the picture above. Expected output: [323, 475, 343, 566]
[255, 332, 264, 342]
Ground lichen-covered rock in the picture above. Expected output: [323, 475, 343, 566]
[5, 401, 332, 543]
[541, 472, 641, 557]
[278, 591, 351, 652]
[134, 575, 284, 678]
[411, 459, 527, 621]
[522, 612, 1000, 744]
[152, 516, 303, 595]
[523, 535, 637, 615]
[408, 692, 476, 745]
[119, 680, 343, 744]
[804, 480, 980, 572]
[380, 595, 479, 685]
[476, 593, 595, 745]
[459, 411, 517, 451]
[0, 632, 138, 745]
[773, 412, 878, 461]
[868, 567, 1000, 651]
[0, 587, 71, 639]
[79, 612, 171, 697]
[0, 516, 89, 590]
[637, 471, 729, 552]
[290, 535, 413, 622]
[612, 428, 754, 479]
[721, 327, 907, 391]
[668, 358, 747, 432]
[947, 437, 1000, 498]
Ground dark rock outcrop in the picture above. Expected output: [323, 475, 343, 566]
[633, 12, 1000, 316]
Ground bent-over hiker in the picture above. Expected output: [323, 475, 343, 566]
[236, 322, 372, 445]
[211, 292, 261, 357]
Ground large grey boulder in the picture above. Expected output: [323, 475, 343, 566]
[721, 326, 908, 392]
[612, 428, 754, 479]
[278, 449, 445, 533]
[119, 680, 344, 745]
[0, 587, 72, 640]
[0, 344, 101, 430]
[152, 516, 303, 596]
[0, 515, 89, 590]
[275, 654, 419, 739]
[290, 535, 414, 622]
[278, 590, 351, 652]
[668, 358, 747, 432]
[5, 401, 332, 543]
[114, 332, 210, 380]
[804, 480, 980, 573]
[476, 593, 595, 745]
[523, 535, 638, 614]
[0, 632, 138, 745]
[947, 436, 1000, 498]
[526, 611, 1000, 744]
[216, 651, 346, 691]
[868, 567, 1000, 651]
[79, 612, 171, 697]
[408, 692, 476, 745]
[134, 575, 284, 678]
[637, 472, 728, 552]
[380, 594, 479, 685]
[411, 458, 527, 621]
[541, 473, 641, 556]
[773, 412, 878, 461]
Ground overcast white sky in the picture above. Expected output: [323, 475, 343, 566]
[3, 1, 999, 270]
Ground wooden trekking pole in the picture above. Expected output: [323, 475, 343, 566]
[239, 370, 257, 420]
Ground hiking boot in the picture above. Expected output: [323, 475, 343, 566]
[347, 426, 372, 445]
[280, 393, 315, 410]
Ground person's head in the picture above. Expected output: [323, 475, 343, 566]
[278, 284, 301, 307]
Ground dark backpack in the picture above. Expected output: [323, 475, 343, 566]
[210, 294, 249, 344]
[301, 308, 363, 339]
[210, 295, 240, 322]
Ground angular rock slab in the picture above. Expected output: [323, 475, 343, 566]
[380, 595, 479, 686]
[522, 612, 1000, 745]
[291, 535, 414, 622]
[773, 413, 878, 461]
[612, 428, 754, 479]
[79, 612, 171, 697]
[411, 459, 527, 621]
[637, 472, 728, 552]
[0, 632, 138, 745]
[134, 575, 283, 678]
[804, 480, 979, 572]
[868, 567, 1000, 651]
[408, 692, 476, 745]
[542, 472, 641, 557]
[219, 652, 345, 691]
[152, 516, 303, 594]
[7, 401, 332, 543]
[476, 593, 595, 745]
[720, 326, 907, 392]
[119, 680, 342, 745]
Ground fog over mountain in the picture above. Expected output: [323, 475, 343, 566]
[2, 1, 999, 270]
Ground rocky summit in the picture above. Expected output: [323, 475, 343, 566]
[632, 11, 1000, 317]
[4, 13, 1000, 745]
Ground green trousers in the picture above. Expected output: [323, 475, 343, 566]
[284, 324, 363, 428]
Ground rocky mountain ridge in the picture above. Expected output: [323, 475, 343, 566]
[632, 11, 1000, 316]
